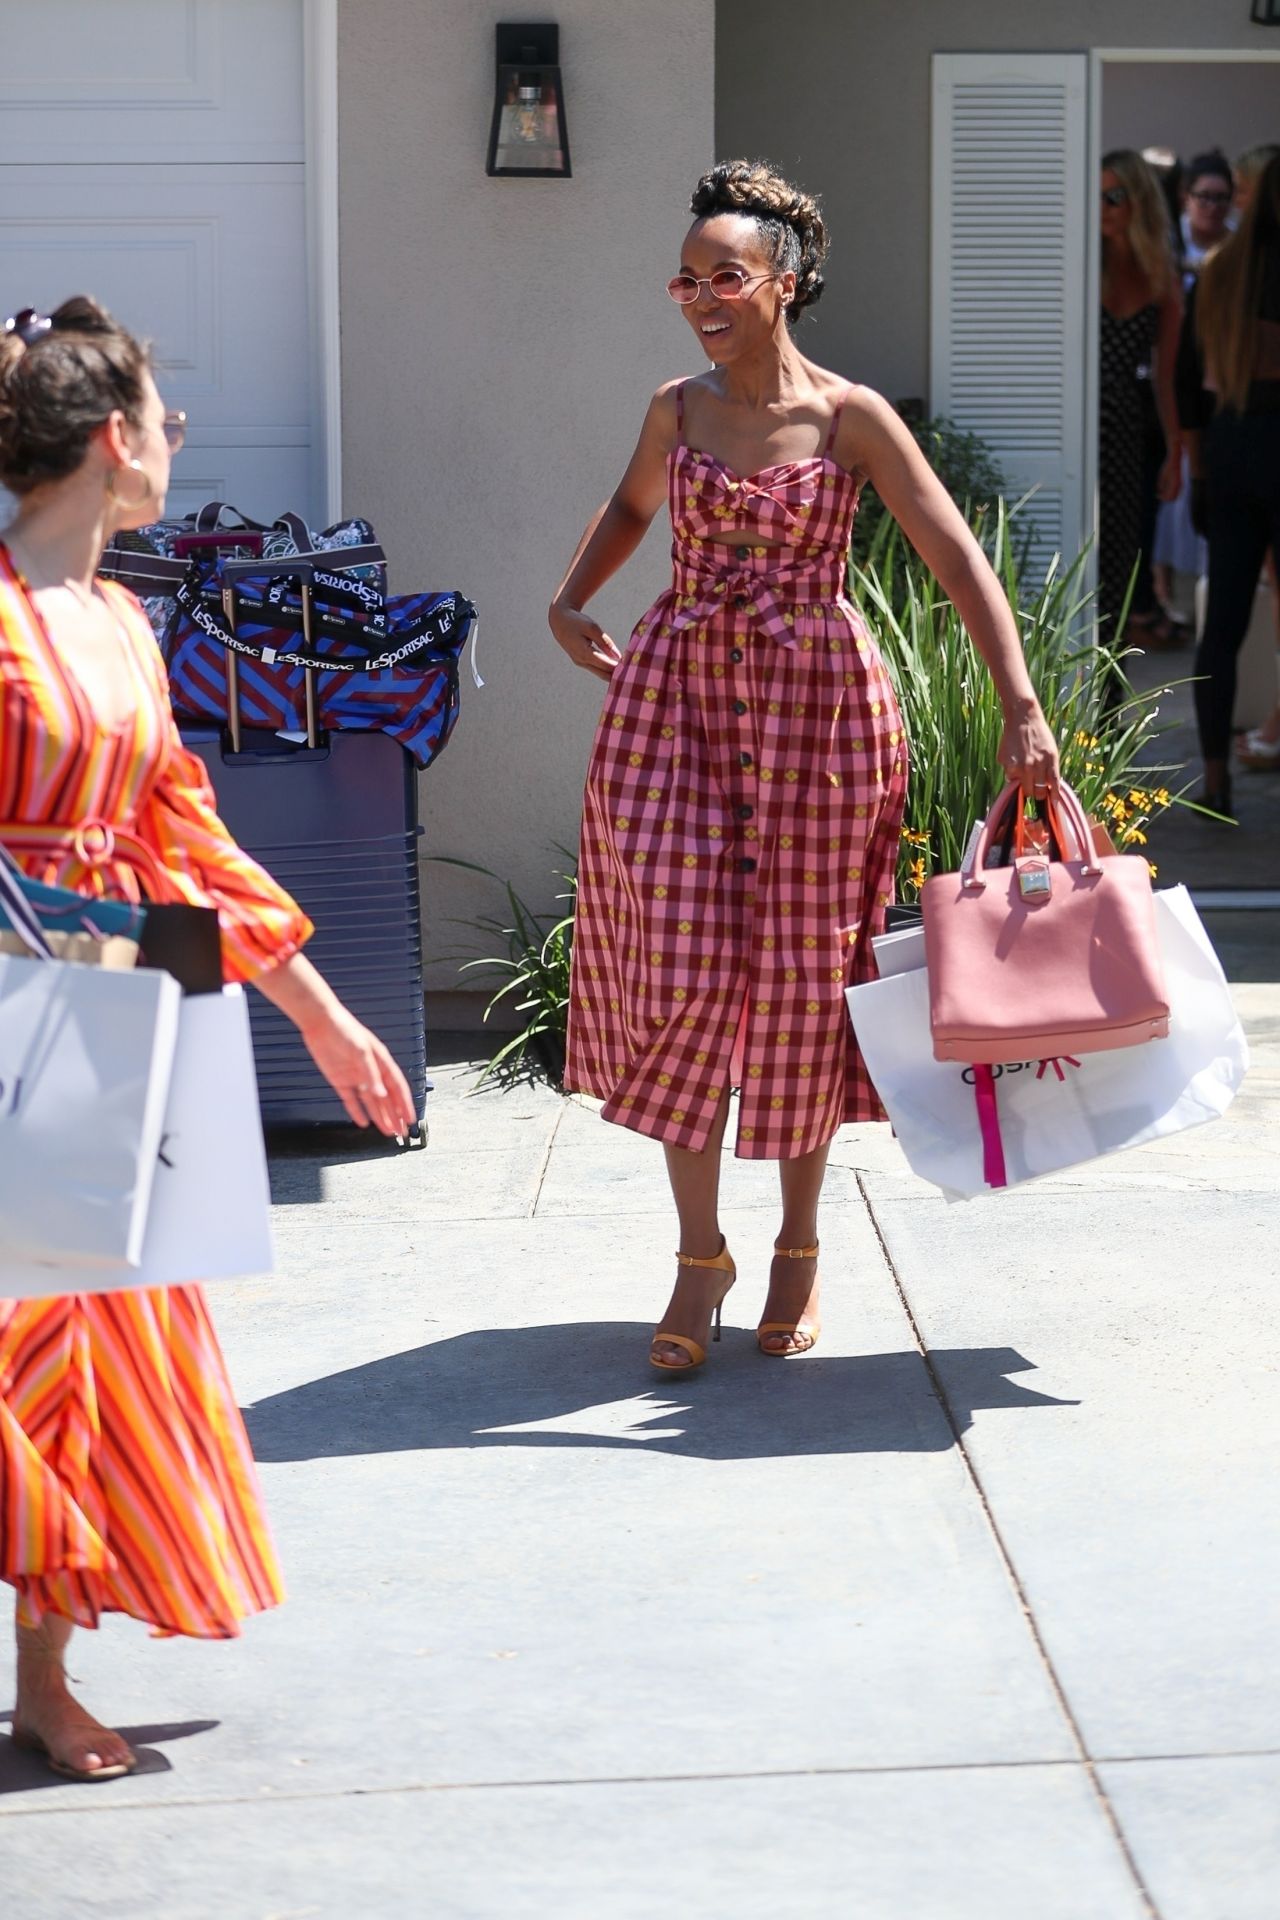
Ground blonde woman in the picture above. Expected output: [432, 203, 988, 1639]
[1098, 150, 1183, 658]
[1177, 154, 1280, 810]
[1234, 145, 1280, 220]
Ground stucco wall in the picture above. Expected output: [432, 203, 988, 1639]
[339, 1, 715, 1004]
[716, 1, 1278, 410]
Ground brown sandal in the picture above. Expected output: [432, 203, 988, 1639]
[757, 1241, 821, 1356]
[650, 1238, 736, 1372]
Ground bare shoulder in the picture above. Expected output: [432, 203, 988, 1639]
[642, 377, 691, 453]
[831, 384, 910, 478]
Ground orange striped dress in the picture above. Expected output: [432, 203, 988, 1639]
[0, 548, 312, 1638]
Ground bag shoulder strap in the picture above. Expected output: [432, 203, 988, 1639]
[97, 545, 189, 596]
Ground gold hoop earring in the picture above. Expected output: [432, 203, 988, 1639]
[106, 459, 153, 509]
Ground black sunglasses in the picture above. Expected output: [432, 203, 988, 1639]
[1101, 186, 1129, 208]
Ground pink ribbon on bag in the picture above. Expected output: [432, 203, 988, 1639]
[1035, 1055, 1081, 1082]
[972, 1064, 1008, 1189]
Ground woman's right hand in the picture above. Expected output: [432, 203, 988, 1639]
[549, 603, 622, 682]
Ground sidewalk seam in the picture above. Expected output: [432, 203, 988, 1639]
[856, 1172, 1164, 1920]
[527, 1102, 566, 1218]
[4, 1746, 1279, 1820]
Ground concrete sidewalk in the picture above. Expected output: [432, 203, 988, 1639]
[3, 953, 1278, 1919]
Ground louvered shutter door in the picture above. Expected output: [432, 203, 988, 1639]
[931, 54, 1089, 579]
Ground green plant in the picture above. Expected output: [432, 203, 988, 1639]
[852, 413, 1009, 573]
[853, 502, 1183, 906]
[434, 854, 576, 1087]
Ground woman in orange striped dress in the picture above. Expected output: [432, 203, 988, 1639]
[0, 298, 416, 1781]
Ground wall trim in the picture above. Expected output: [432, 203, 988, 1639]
[304, 0, 342, 523]
[1091, 45, 1280, 62]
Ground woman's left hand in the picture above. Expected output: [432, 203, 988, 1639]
[300, 1003, 418, 1136]
[998, 701, 1061, 797]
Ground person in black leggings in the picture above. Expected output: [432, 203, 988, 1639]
[1178, 153, 1280, 817]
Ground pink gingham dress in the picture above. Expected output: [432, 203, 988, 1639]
[565, 382, 907, 1159]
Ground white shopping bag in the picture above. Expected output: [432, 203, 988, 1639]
[0, 948, 181, 1270]
[2, 986, 273, 1299]
[848, 886, 1248, 1199]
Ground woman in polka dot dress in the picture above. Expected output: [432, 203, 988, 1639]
[549, 161, 1059, 1371]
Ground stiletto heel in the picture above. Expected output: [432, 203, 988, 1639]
[650, 1238, 736, 1371]
[758, 1240, 821, 1356]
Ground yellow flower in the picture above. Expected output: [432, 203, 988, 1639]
[908, 856, 927, 891]
[1154, 788, 1172, 809]
[1148, 861, 1158, 880]
[1123, 827, 1148, 846]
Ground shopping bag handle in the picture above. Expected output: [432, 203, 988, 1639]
[0, 840, 55, 958]
[989, 791, 1067, 869]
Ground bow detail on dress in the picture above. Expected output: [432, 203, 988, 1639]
[662, 549, 850, 653]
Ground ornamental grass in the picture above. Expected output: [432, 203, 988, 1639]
[852, 500, 1183, 907]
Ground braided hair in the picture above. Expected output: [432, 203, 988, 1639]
[689, 160, 829, 327]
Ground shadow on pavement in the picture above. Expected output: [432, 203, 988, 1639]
[243, 1330, 1077, 1463]
[0, 1718, 219, 1796]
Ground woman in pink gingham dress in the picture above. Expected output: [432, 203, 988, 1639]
[550, 162, 1059, 1371]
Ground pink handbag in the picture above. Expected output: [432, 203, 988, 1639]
[921, 782, 1170, 1065]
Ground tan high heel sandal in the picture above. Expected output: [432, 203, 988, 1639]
[758, 1241, 821, 1356]
[649, 1237, 736, 1372]
[11, 1624, 138, 1782]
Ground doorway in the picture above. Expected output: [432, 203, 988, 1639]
[1089, 49, 1280, 900]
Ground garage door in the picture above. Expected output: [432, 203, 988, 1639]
[0, 0, 314, 524]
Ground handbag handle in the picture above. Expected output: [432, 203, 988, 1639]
[193, 501, 270, 535]
[268, 514, 388, 574]
[963, 782, 1098, 891]
[173, 530, 266, 560]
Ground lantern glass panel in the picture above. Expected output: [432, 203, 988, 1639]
[491, 68, 568, 173]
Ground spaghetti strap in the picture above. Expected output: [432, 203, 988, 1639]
[823, 386, 853, 457]
[674, 379, 687, 444]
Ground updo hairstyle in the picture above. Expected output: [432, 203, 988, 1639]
[689, 160, 829, 326]
[0, 296, 150, 495]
